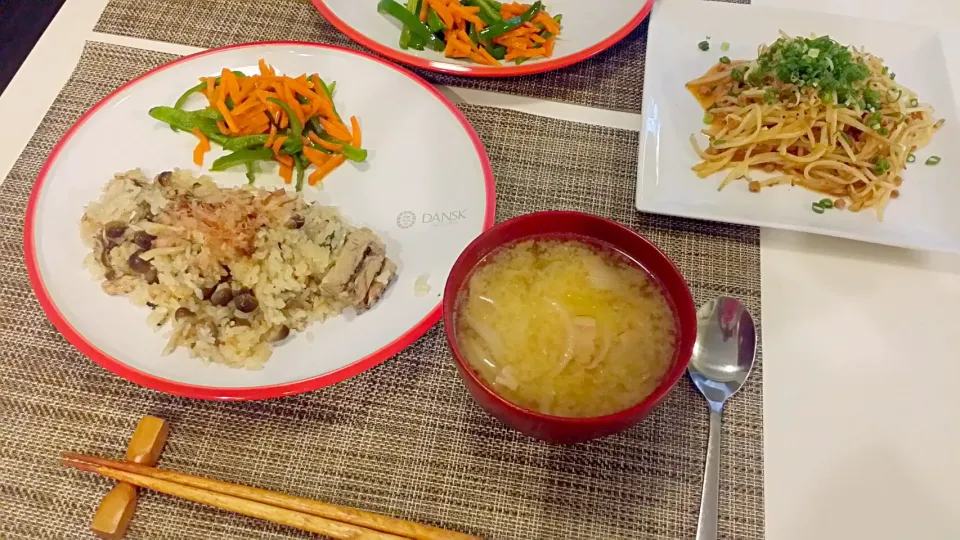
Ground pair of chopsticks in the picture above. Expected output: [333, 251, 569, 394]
[63, 453, 478, 540]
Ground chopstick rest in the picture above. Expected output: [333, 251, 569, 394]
[90, 416, 169, 540]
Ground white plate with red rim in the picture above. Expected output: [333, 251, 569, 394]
[638, 0, 960, 253]
[313, 0, 654, 77]
[24, 42, 495, 400]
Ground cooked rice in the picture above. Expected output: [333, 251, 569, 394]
[80, 169, 397, 369]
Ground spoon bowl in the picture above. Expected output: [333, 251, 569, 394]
[689, 297, 757, 405]
[688, 297, 757, 540]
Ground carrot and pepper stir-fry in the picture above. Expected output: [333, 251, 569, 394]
[148, 59, 367, 190]
[377, 0, 561, 66]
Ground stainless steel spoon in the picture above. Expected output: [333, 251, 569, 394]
[688, 297, 757, 540]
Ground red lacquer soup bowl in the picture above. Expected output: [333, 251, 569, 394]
[442, 211, 697, 444]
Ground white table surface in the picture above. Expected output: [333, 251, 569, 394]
[1, 0, 958, 538]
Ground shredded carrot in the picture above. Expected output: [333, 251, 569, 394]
[419, 0, 430, 22]
[265, 125, 278, 148]
[307, 132, 325, 147]
[505, 48, 547, 61]
[302, 146, 331, 168]
[544, 36, 555, 57]
[258, 59, 272, 77]
[350, 116, 361, 147]
[450, 39, 473, 56]
[271, 135, 294, 168]
[430, 0, 455, 29]
[534, 12, 561, 34]
[308, 155, 346, 186]
[216, 101, 239, 133]
[313, 138, 343, 152]
[319, 119, 353, 142]
[279, 163, 293, 184]
[469, 52, 490, 65]
[477, 48, 500, 66]
[190, 128, 210, 166]
[449, 3, 484, 27]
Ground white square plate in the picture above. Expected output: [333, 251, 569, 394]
[637, 0, 960, 253]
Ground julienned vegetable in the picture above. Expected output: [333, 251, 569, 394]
[150, 59, 367, 189]
[378, 0, 562, 66]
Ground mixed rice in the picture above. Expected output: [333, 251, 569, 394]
[80, 169, 397, 369]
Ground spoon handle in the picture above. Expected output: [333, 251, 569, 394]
[696, 406, 722, 540]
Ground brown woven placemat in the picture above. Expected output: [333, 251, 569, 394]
[0, 42, 763, 540]
[94, 0, 737, 114]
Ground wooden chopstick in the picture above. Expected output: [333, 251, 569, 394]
[63, 453, 479, 540]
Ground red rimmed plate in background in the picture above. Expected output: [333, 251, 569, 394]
[24, 42, 495, 400]
[313, 0, 654, 77]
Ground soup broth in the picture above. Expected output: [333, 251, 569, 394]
[455, 238, 678, 418]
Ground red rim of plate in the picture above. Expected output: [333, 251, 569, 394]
[23, 41, 497, 401]
[312, 0, 655, 77]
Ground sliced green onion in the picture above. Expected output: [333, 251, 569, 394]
[890, 72, 896, 80]
[875, 157, 891, 174]
[819, 198, 834, 209]
[934, 119, 945, 129]
[703, 112, 715, 124]
[878, 127, 889, 135]
[926, 156, 941, 165]
[811, 202, 825, 214]
[907, 153, 916, 163]
[909, 98, 919, 107]
[719, 56, 731, 64]
[698, 40, 710, 51]
[713, 139, 725, 145]
[720, 42, 730, 51]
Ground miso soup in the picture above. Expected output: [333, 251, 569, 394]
[455, 238, 678, 418]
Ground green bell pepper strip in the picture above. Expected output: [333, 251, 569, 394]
[463, 0, 502, 25]
[378, 0, 445, 52]
[150, 106, 302, 154]
[221, 134, 268, 151]
[149, 106, 229, 145]
[266, 98, 302, 150]
[174, 82, 206, 111]
[486, 45, 507, 60]
[427, 8, 447, 33]
[478, 1, 542, 41]
[409, 37, 426, 51]
[210, 148, 274, 172]
[294, 155, 306, 192]
[339, 144, 368, 163]
[399, 0, 419, 49]
[191, 108, 223, 121]
[305, 122, 368, 163]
